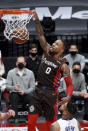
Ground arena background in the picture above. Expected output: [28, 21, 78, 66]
[0, 0, 87, 82]
[0, 0, 88, 130]
[0, 0, 88, 57]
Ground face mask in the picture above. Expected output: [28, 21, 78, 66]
[17, 63, 25, 69]
[69, 51, 77, 56]
[31, 53, 37, 57]
[73, 69, 80, 73]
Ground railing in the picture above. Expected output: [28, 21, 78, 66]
[0, 34, 88, 57]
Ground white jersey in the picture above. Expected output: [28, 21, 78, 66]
[57, 118, 79, 131]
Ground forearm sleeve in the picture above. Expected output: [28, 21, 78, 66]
[64, 76, 73, 96]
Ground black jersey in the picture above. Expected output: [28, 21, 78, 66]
[37, 55, 65, 90]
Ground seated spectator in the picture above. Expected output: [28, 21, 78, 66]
[83, 61, 88, 86]
[0, 50, 6, 110]
[6, 56, 35, 122]
[50, 102, 81, 131]
[0, 50, 5, 77]
[0, 76, 6, 110]
[64, 44, 85, 71]
[0, 76, 6, 92]
[59, 62, 88, 121]
[26, 43, 41, 81]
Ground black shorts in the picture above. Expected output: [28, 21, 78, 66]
[28, 86, 57, 120]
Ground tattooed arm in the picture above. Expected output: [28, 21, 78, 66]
[50, 122, 60, 131]
[59, 63, 73, 105]
[33, 10, 51, 54]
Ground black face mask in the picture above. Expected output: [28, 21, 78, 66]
[69, 51, 77, 56]
[31, 53, 37, 57]
[17, 63, 25, 69]
[73, 69, 80, 73]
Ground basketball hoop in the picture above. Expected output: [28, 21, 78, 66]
[0, 9, 34, 41]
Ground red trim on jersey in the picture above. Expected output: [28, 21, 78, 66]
[53, 67, 62, 90]
[64, 76, 73, 96]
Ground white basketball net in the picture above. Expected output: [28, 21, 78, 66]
[1, 13, 33, 40]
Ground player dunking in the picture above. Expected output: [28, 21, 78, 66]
[28, 11, 74, 131]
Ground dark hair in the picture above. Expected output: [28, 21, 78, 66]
[72, 61, 81, 67]
[29, 43, 38, 50]
[67, 102, 77, 115]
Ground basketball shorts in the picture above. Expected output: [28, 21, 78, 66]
[28, 86, 58, 120]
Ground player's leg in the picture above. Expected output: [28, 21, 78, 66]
[46, 103, 58, 131]
[45, 94, 58, 131]
[28, 113, 39, 131]
[28, 91, 41, 131]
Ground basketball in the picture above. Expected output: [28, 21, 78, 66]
[12, 27, 29, 44]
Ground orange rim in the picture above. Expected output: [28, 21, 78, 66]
[0, 9, 33, 15]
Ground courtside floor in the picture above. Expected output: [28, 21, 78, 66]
[0, 122, 88, 131]
[0, 102, 88, 131]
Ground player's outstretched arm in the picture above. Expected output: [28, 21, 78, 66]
[32, 10, 51, 54]
[61, 63, 73, 96]
[50, 122, 60, 131]
[59, 63, 73, 105]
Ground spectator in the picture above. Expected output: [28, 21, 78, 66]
[0, 76, 6, 110]
[50, 102, 81, 131]
[26, 43, 41, 80]
[0, 50, 5, 110]
[6, 56, 35, 122]
[64, 44, 85, 71]
[83, 61, 88, 86]
[71, 62, 87, 97]
[0, 50, 5, 77]
[59, 62, 88, 121]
